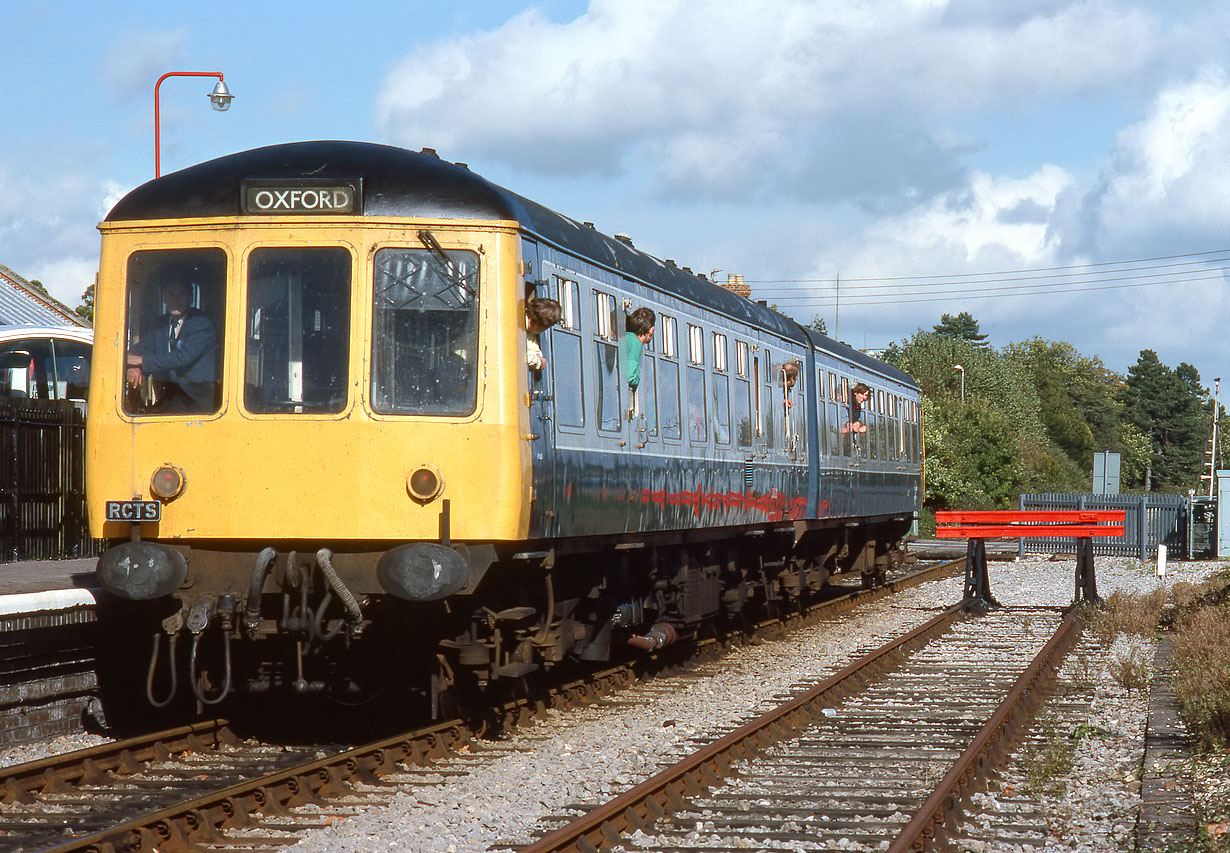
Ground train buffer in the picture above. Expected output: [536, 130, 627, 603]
[935, 510, 1126, 610]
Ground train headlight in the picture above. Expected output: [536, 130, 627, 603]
[407, 465, 444, 502]
[150, 465, 186, 501]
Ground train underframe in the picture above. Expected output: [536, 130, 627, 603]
[93, 516, 912, 731]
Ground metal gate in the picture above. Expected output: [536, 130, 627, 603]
[1018, 493, 1188, 559]
[0, 399, 101, 562]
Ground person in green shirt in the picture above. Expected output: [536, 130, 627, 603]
[622, 306, 656, 390]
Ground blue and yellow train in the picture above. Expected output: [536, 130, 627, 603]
[86, 141, 922, 723]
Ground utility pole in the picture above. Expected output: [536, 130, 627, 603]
[1202, 377, 1221, 497]
[834, 273, 839, 342]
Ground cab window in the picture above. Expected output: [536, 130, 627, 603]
[123, 248, 225, 416]
[246, 247, 351, 414]
[371, 246, 479, 416]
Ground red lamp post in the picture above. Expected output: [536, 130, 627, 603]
[154, 71, 234, 177]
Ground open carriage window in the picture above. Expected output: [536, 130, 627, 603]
[371, 246, 479, 416]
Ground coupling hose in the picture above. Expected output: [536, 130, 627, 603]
[244, 547, 278, 635]
[317, 549, 364, 638]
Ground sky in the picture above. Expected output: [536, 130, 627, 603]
[4, 0, 1230, 400]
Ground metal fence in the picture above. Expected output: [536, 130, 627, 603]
[0, 399, 101, 562]
[1017, 492, 1189, 559]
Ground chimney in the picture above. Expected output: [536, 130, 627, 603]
[724, 273, 750, 299]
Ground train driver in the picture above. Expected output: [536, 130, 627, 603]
[525, 297, 562, 371]
[842, 382, 871, 434]
[126, 280, 218, 413]
[623, 306, 656, 391]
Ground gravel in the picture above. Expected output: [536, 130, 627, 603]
[280, 554, 1222, 852]
[2, 554, 1223, 851]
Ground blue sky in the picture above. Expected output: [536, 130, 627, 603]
[4, 0, 1230, 407]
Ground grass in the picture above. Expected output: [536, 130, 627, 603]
[1020, 721, 1079, 797]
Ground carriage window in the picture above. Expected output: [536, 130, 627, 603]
[553, 331, 584, 428]
[712, 371, 731, 445]
[688, 324, 704, 365]
[595, 339, 622, 432]
[123, 248, 226, 416]
[658, 358, 682, 441]
[595, 291, 618, 340]
[247, 247, 351, 414]
[687, 365, 707, 443]
[639, 354, 658, 437]
[370, 246, 477, 416]
[557, 277, 579, 330]
[659, 315, 678, 358]
[713, 333, 727, 372]
[735, 340, 748, 377]
[762, 354, 775, 450]
[735, 378, 753, 447]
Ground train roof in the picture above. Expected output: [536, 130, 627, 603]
[106, 140, 914, 389]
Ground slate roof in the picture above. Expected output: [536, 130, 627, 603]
[0, 263, 90, 328]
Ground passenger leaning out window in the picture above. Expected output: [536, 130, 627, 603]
[525, 297, 562, 371]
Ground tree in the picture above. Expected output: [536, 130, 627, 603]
[932, 311, 988, 345]
[76, 283, 95, 325]
[28, 278, 49, 295]
[883, 330, 1056, 507]
[809, 315, 827, 335]
[1004, 338, 1140, 477]
[1119, 350, 1208, 492]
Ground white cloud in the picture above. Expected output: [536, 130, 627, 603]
[854, 166, 1074, 273]
[375, 0, 1163, 207]
[1082, 67, 1230, 256]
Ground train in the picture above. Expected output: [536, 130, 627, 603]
[86, 140, 922, 726]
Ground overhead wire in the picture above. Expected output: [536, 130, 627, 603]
[743, 248, 1230, 306]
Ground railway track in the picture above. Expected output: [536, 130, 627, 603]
[0, 559, 962, 853]
[517, 605, 1085, 852]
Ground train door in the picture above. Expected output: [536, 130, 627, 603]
[592, 288, 631, 533]
[524, 239, 558, 537]
[627, 301, 658, 533]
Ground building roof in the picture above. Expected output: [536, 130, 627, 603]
[0, 263, 90, 328]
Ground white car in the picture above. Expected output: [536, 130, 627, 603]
[0, 324, 93, 404]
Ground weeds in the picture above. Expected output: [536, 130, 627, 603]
[1062, 652, 1100, 690]
[1106, 636, 1152, 692]
[1170, 604, 1230, 751]
[1086, 588, 1166, 645]
[1021, 722, 1078, 797]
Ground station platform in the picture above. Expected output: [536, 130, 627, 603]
[0, 557, 99, 617]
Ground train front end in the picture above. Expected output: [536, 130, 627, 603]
[85, 143, 533, 722]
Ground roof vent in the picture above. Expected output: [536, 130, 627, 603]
[455, 162, 469, 170]
[614, 234, 634, 247]
[682, 266, 693, 274]
[420, 147, 439, 158]
[665, 259, 676, 267]
[583, 221, 596, 229]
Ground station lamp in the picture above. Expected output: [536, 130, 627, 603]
[154, 71, 234, 177]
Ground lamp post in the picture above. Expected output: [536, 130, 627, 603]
[154, 72, 233, 177]
[953, 364, 965, 403]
